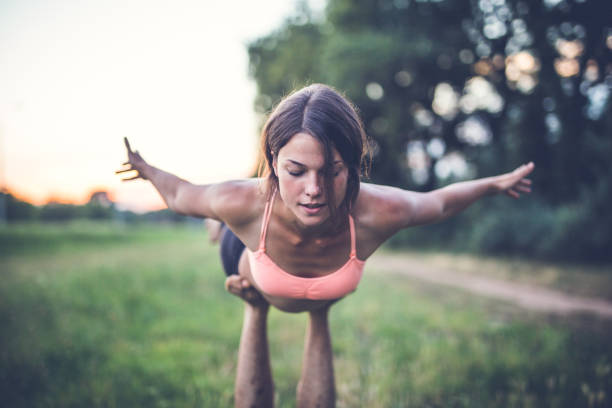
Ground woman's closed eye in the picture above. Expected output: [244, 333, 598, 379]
[332, 166, 344, 177]
[286, 166, 343, 177]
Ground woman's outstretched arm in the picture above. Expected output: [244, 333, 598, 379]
[408, 162, 535, 225]
[115, 137, 256, 221]
[358, 162, 535, 243]
[396, 162, 534, 228]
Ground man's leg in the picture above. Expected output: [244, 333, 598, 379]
[233, 302, 274, 407]
[296, 304, 335, 408]
[225, 252, 274, 408]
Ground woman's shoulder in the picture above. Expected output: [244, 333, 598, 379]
[212, 178, 267, 227]
[354, 182, 405, 216]
[352, 182, 414, 234]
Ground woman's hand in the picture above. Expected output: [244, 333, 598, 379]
[491, 162, 534, 198]
[115, 137, 150, 181]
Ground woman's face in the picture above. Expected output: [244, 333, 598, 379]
[273, 132, 348, 228]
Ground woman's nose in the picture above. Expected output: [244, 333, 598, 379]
[305, 174, 322, 197]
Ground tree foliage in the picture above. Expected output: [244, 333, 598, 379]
[0, 192, 193, 225]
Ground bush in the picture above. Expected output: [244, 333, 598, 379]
[388, 193, 612, 264]
[39, 203, 88, 222]
[1, 193, 39, 221]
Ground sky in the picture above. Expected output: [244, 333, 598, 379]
[0, 0, 324, 212]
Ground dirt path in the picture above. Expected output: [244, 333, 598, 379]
[368, 252, 612, 319]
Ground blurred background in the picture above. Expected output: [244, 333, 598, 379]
[1, 0, 611, 406]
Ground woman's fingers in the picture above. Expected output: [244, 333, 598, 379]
[518, 162, 535, 176]
[516, 185, 531, 193]
[115, 167, 133, 174]
[497, 163, 534, 196]
[506, 188, 520, 199]
[503, 181, 531, 197]
[512, 163, 534, 179]
[124, 137, 133, 153]
[118, 138, 147, 181]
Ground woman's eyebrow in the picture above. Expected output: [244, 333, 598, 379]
[286, 159, 343, 168]
[287, 159, 306, 167]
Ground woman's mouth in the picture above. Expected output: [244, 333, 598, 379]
[300, 203, 326, 215]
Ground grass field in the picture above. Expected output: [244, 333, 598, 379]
[1, 222, 611, 407]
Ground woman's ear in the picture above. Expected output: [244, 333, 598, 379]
[272, 154, 277, 176]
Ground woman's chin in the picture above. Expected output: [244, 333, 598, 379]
[294, 206, 329, 226]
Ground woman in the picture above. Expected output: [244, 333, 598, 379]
[117, 84, 533, 408]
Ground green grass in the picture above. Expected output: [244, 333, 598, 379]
[1, 222, 611, 407]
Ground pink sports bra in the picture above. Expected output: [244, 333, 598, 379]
[247, 190, 365, 300]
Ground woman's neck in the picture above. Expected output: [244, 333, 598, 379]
[273, 197, 348, 240]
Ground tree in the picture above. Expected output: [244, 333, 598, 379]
[1, 192, 39, 221]
[465, 0, 612, 203]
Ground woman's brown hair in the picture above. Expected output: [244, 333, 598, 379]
[259, 84, 370, 221]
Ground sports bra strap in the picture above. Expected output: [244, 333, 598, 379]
[349, 215, 357, 258]
[258, 189, 276, 250]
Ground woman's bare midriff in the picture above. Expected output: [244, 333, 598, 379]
[237, 249, 340, 313]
